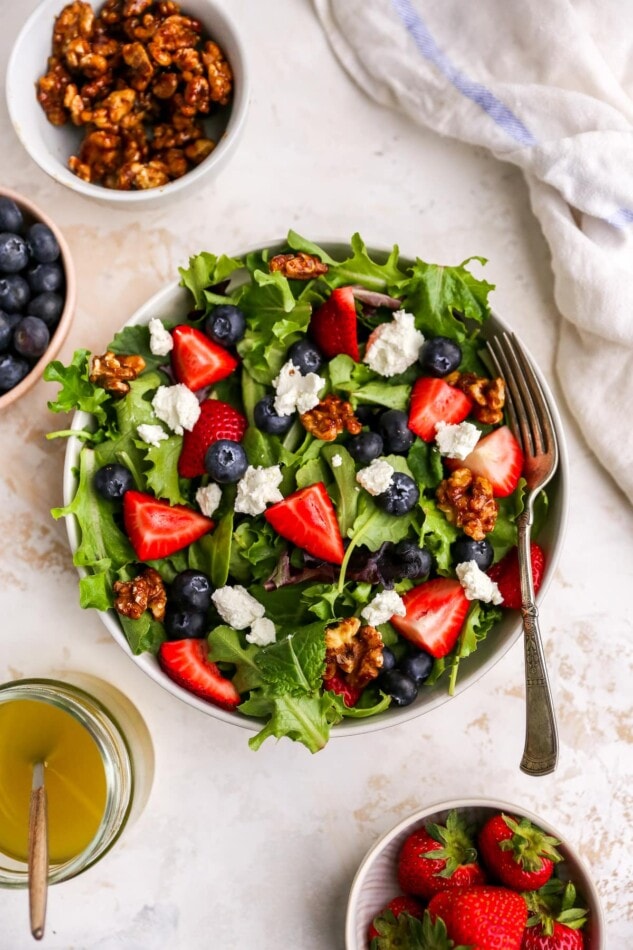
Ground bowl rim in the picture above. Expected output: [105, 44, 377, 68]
[0, 186, 76, 409]
[345, 796, 605, 950]
[60, 238, 569, 736]
[5, 0, 250, 204]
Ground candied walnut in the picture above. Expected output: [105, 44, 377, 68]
[269, 252, 329, 280]
[445, 371, 506, 426]
[152, 116, 202, 149]
[148, 15, 202, 67]
[75, 128, 122, 181]
[37, 57, 73, 126]
[63, 82, 90, 125]
[324, 618, 384, 689]
[153, 147, 188, 178]
[113, 566, 166, 622]
[171, 46, 203, 79]
[89, 350, 146, 394]
[79, 70, 115, 102]
[436, 467, 498, 541]
[53, 1, 95, 57]
[97, 0, 124, 27]
[300, 394, 362, 442]
[68, 155, 92, 181]
[152, 71, 179, 98]
[91, 88, 137, 128]
[201, 40, 232, 105]
[115, 159, 170, 189]
[121, 125, 149, 163]
[123, 0, 153, 15]
[122, 41, 155, 90]
[183, 75, 210, 113]
[184, 137, 215, 164]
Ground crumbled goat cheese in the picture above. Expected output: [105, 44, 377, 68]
[363, 310, 425, 377]
[152, 384, 200, 435]
[272, 360, 325, 416]
[211, 585, 265, 629]
[148, 317, 174, 357]
[136, 423, 168, 448]
[234, 465, 284, 516]
[456, 560, 504, 605]
[362, 590, 407, 627]
[435, 420, 481, 460]
[331, 454, 343, 468]
[246, 617, 277, 647]
[196, 483, 222, 518]
[356, 458, 395, 496]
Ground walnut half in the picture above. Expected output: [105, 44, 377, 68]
[445, 370, 505, 426]
[300, 393, 362, 442]
[268, 252, 329, 280]
[113, 567, 166, 621]
[324, 617, 384, 689]
[436, 467, 498, 541]
[89, 350, 146, 395]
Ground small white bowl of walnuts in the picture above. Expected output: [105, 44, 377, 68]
[6, 0, 249, 205]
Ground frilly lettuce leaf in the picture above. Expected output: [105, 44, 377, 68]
[289, 231, 406, 290]
[44, 349, 111, 425]
[243, 691, 342, 754]
[141, 434, 189, 506]
[178, 251, 244, 309]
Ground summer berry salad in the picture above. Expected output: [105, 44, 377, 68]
[367, 810, 590, 950]
[46, 232, 549, 752]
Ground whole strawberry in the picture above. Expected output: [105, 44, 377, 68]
[522, 921, 585, 950]
[397, 809, 486, 899]
[479, 813, 562, 891]
[487, 543, 545, 609]
[428, 885, 528, 950]
[369, 906, 469, 950]
[522, 880, 588, 950]
[367, 895, 424, 942]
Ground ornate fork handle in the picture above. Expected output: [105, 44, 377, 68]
[517, 508, 558, 776]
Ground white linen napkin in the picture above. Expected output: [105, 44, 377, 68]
[313, 0, 633, 504]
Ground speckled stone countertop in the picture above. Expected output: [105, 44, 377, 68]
[1, 1, 632, 947]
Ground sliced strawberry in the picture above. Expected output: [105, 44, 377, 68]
[408, 377, 473, 441]
[158, 639, 241, 709]
[488, 542, 545, 609]
[264, 482, 345, 564]
[123, 490, 214, 561]
[309, 286, 360, 361]
[447, 425, 524, 497]
[178, 398, 247, 478]
[323, 672, 362, 707]
[171, 325, 239, 391]
[390, 578, 470, 658]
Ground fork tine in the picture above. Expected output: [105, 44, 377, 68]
[487, 336, 535, 455]
[501, 334, 545, 454]
[485, 339, 521, 439]
[509, 334, 558, 460]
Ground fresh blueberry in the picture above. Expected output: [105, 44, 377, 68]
[93, 463, 134, 501]
[381, 646, 397, 673]
[287, 339, 323, 375]
[451, 536, 494, 571]
[205, 439, 249, 483]
[0, 275, 30, 312]
[204, 304, 246, 346]
[379, 670, 418, 706]
[418, 336, 462, 377]
[379, 409, 415, 453]
[26, 223, 60, 264]
[254, 394, 295, 435]
[393, 540, 432, 580]
[376, 472, 420, 516]
[170, 570, 212, 612]
[27, 292, 64, 327]
[0, 198, 24, 234]
[0, 353, 29, 391]
[400, 651, 434, 685]
[13, 317, 50, 360]
[347, 431, 383, 464]
[0, 313, 14, 352]
[0, 233, 29, 274]
[355, 404, 378, 427]
[26, 263, 64, 295]
[164, 606, 207, 641]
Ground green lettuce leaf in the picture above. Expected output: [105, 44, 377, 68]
[407, 438, 444, 490]
[321, 444, 358, 536]
[109, 325, 168, 373]
[207, 625, 263, 693]
[44, 349, 111, 424]
[178, 251, 244, 309]
[78, 571, 112, 611]
[254, 620, 327, 693]
[291, 232, 406, 291]
[245, 691, 342, 754]
[141, 434, 189, 505]
[419, 496, 459, 574]
[328, 354, 412, 410]
[118, 613, 166, 655]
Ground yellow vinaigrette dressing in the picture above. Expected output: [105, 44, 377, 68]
[0, 698, 107, 863]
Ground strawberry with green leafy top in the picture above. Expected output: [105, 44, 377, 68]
[479, 813, 562, 891]
[428, 885, 528, 950]
[398, 810, 486, 899]
[367, 895, 424, 942]
[522, 880, 588, 950]
[369, 906, 468, 950]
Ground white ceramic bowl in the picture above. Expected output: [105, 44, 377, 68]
[346, 798, 604, 949]
[6, 0, 249, 207]
[61, 242, 568, 737]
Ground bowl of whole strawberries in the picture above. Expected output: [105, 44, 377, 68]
[347, 799, 604, 949]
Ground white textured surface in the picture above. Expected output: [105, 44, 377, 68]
[0, 1, 632, 948]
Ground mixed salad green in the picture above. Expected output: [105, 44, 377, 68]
[45, 232, 546, 753]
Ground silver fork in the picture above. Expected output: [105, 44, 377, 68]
[486, 332, 559, 776]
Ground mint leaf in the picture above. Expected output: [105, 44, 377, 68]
[254, 621, 327, 694]
[207, 625, 263, 693]
[44, 349, 111, 424]
[397, 256, 494, 341]
[178, 251, 243, 308]
[141, 434, 189, 505]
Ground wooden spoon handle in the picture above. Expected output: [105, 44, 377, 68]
[28, 784, 48, 940]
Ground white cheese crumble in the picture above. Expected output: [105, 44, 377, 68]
[246, 617, 277, 647]
[196, 483, 222, 518]
[234, 465, 284, 516]
[148, 317, 174, 356]
[456, 560, 504, 605]
[362, 590, 407, 626]
[136, 423, 168, 448]
[211, 585, 265, 629]
[272, 360, 325, 416]
[331, 453, 343, 468]
[435, 421, 481, 460]
[363, 310, 425, 377]
[151, 384, 201, 435]
[356, 458, 395, 496]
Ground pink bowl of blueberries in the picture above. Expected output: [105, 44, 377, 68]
[0, 187, 75, 409]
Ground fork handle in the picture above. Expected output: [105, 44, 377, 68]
[517, 510, 558, 776]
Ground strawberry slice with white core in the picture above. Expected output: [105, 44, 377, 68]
[123, 490, 214, 561]
[158, 639, 241, 709]
[408, 377, 474, 442]
[264, 482, 345, 565]
[309, 286, 360, 361]
[390, 578, 470, 658]
[171, 325, 238, 391]
[447, 425, 524, 497]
